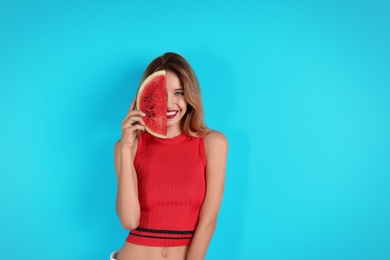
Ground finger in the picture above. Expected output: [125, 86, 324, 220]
[135, 128, 145, 135]
[134, 124, 145, 132]
[122, 111, 145, 124]
[123, 124, 145, 134]
[122, 120, 144, 129]
[125, 109, 145, 119]
[122, 116, 145, 127]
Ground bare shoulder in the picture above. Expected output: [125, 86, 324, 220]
[204, 130, 228, 155]
[203, 130, 227, 186]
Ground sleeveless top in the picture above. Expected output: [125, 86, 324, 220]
[125, 131, 207, 247]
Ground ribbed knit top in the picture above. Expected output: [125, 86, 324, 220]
[126, 131, 206, 247]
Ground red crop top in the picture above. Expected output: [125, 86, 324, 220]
[126, 131, 207, 247]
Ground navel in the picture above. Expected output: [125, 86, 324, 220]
[162, 247, 167, 257]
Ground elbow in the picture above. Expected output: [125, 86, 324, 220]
[198, 221, 217, 234]
[207, 222, 217, 233]
[116, 201, 140, 230]
[120, 217, 139, 230]
[117, 208, 140, 230]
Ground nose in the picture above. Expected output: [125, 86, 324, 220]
[167, 93, 173, 108]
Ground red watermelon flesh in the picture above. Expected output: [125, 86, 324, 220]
[136, 70, 167, 138]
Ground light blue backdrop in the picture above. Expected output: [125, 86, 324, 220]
[1, 0, 389, 259]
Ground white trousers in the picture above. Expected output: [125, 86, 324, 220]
[110, 250, 120, 260]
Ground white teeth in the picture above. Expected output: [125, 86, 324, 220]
[167, 111, 176, 116]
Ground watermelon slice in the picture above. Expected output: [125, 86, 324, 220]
[136, 70, 167, 138]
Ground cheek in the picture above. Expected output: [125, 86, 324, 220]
[182, 103, 188, 112]
[179, 99, 188, 109]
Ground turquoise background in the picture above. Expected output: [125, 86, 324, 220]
[1, 0, 389, 259]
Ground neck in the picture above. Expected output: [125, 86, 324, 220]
[166, 126, 182, 138]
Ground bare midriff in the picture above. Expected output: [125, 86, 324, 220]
[117, 242, 189, 260]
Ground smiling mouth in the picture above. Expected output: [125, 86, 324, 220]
[167, 110, 178, 119]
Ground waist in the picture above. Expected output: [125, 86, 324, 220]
[118, 241, 189, 260]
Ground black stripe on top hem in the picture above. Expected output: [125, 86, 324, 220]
[129, 233, 192, 240]
[134, 227, 195, 235]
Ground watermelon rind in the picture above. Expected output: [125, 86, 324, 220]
[136, 70, 167, 138]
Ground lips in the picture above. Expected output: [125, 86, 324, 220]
[167, 110, 178, 119]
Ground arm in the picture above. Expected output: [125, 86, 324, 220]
[114, 100, 145, 230]
[114, 139, 140, 230]
[186, 131, 228, 260]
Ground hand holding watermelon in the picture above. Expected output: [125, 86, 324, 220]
[121, 99, 146, 149]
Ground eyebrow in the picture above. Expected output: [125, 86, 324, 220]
[174, 88, 184, 91]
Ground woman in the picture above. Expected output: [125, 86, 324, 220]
[111, 52, 228, 260]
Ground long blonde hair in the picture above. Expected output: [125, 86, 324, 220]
[138, 52, 208, 137]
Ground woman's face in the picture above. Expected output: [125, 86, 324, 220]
[166, 70, 187, 133]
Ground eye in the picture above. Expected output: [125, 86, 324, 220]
[174, 91, 185, 96]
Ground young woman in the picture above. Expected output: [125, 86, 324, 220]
[111, 52, 228, 260]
